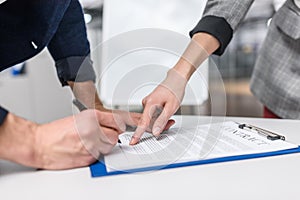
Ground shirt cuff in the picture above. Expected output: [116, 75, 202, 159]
[55, 56, 96, 86]
[189, 16, 233, 56]
[0, 106, 8, 126]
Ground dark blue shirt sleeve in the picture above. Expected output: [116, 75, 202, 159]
[0, 106, 8, 126]
[47, 0, 95, 86]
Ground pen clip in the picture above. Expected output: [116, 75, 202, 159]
[238, 124, 285, 141]
[73, 99, 88, 112]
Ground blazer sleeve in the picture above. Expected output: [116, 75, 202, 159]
[190, 0, 254, 55]
[0, 106, 8, 126]
[47, 0, 95, 86]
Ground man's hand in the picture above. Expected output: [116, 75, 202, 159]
[95, 101, 141, 128]
[130, 69, 187, 145]
[69, 80, 142, 128]
[0, 110, 125, 170]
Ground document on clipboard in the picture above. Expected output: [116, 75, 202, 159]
[90, 121, 300, 177]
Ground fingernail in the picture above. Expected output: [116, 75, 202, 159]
[129, 137, 137, 145]
[153, 127, 161, 136]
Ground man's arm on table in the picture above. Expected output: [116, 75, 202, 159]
[0, 107, 125, 169]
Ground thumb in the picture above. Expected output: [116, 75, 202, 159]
[95, 111, 126, 133]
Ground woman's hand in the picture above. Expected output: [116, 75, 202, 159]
[130, 69, 187, 145]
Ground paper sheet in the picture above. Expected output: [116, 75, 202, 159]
[104, 121, 298, 172]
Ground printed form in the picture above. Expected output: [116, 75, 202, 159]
[104, 121, 298, 172]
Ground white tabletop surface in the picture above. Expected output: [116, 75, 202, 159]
[1, 116, 300, 200]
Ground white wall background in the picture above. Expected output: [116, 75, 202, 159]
[0, 50, 74, 123]
[100, 0, 208, 107]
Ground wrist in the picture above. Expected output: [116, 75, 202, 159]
[0, 113, 38, 167]
[69, 81, 109, 112]
[192, 33, 220, 55]
[174, 32, 219, 80]
[162, 68, 188, 98]
[172, 58, 196, 81]
[68, 81, 97, 109]
[95, 100, 110, 112]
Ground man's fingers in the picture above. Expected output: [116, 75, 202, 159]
[99, 127, 120, 145]
[129, 104, 156, 145]
[94, 111, 126, 133]
[97, 127, 120, 155]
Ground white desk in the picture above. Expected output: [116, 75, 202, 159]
[1, 116, 300, 200]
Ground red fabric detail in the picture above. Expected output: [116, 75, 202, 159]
[263, 107, 281, 119]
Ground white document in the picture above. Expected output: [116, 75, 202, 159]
[104, 121, 298, 172]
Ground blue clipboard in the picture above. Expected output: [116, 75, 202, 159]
[90, 146, 300, 178]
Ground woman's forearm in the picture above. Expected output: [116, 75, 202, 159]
[173, 32, 220, 80]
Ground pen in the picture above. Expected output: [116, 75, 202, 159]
[238, 123, 285, 141]
[72, 99, 122, 144]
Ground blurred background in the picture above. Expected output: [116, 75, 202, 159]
[0, 0, 285, 123]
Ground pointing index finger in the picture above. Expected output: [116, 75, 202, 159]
[129, 104, 156, 145]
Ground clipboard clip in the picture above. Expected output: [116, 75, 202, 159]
[238, 124, 285, 141]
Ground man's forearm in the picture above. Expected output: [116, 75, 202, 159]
[0, 113, 38, 166]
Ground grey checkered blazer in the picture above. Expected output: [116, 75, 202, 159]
[193, 0, 300, 119]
